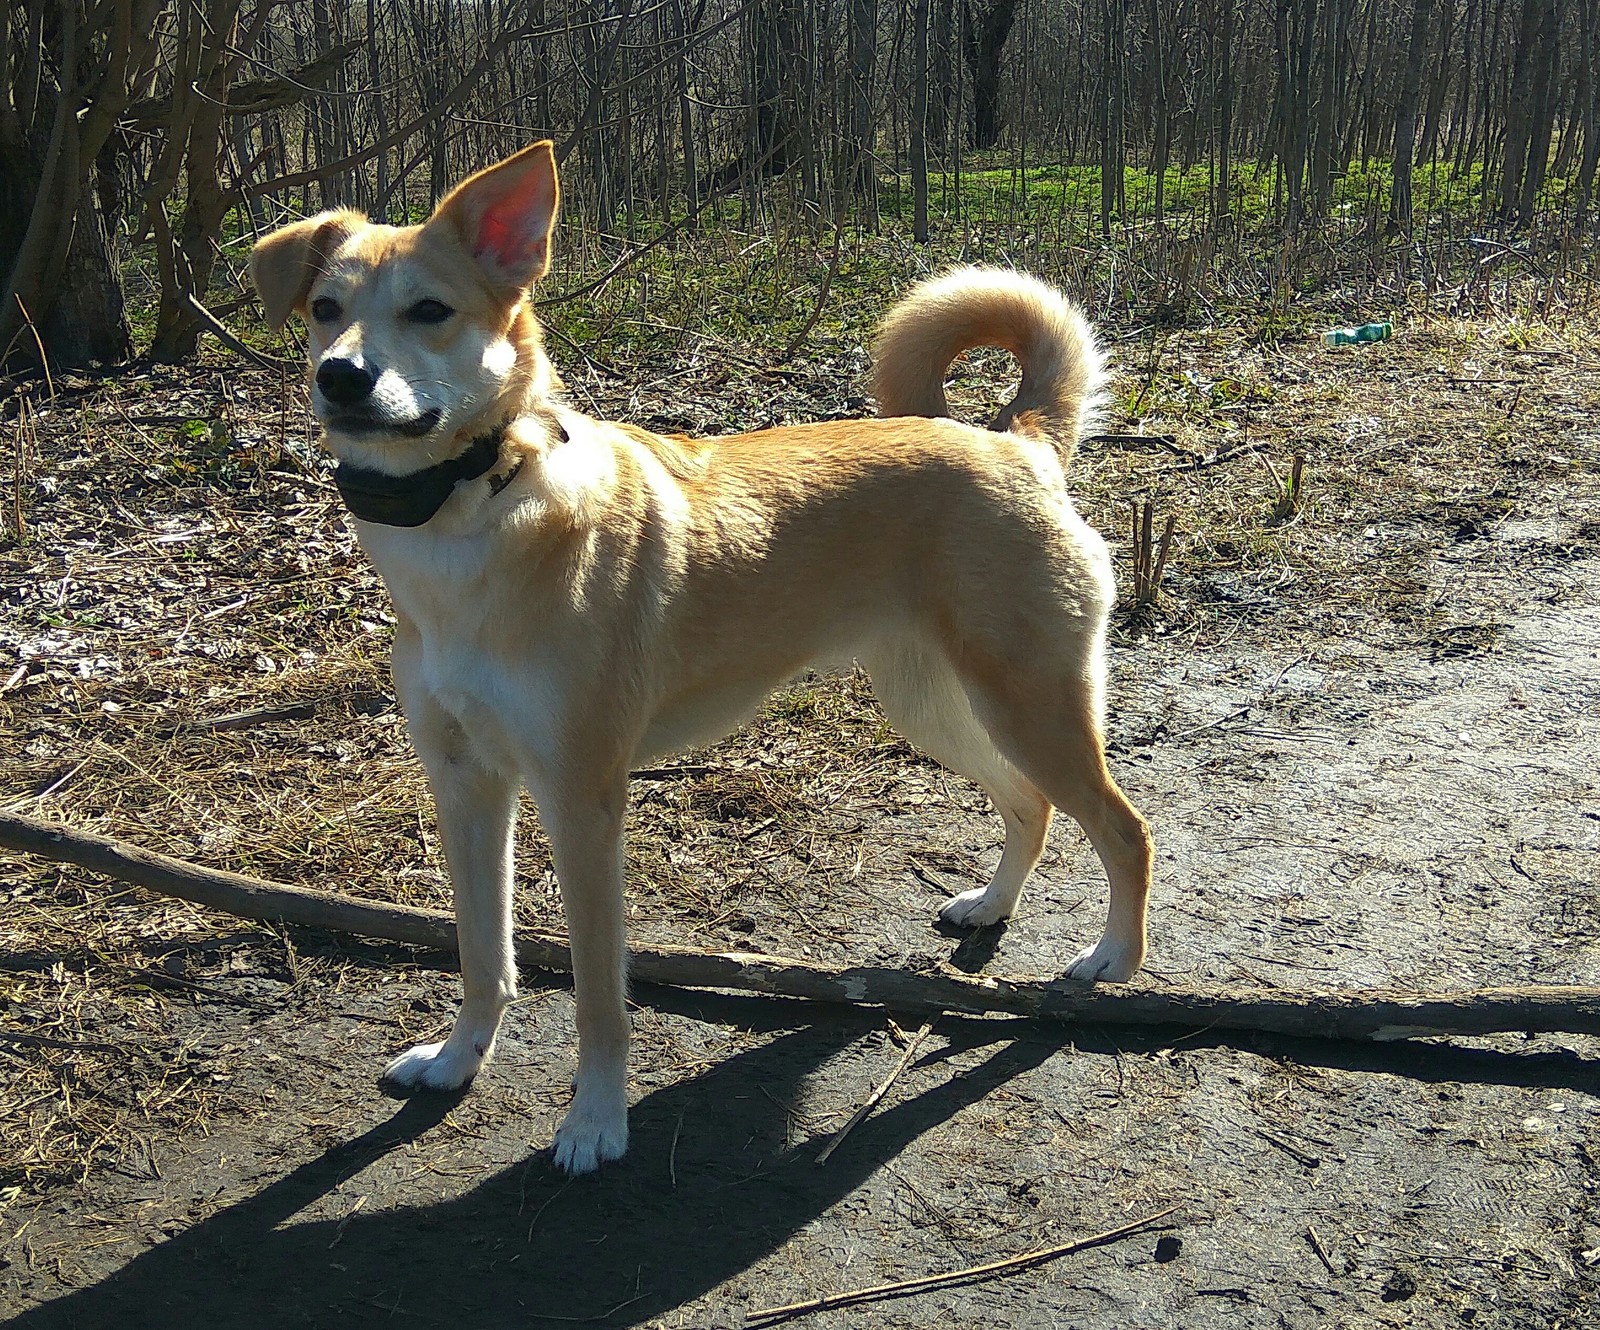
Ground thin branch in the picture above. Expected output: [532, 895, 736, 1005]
[816, 1019, 935, 1163]
[745, 1205, 1182, 1325]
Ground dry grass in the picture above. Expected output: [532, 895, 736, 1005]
[2, 282, 1598, 1193]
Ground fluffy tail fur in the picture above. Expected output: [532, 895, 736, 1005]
[871, 267, 1104, 460]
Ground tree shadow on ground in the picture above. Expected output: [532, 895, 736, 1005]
[10, 1002, 1058, 1330]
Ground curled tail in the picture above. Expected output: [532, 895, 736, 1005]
[870, 267, 1105, 461]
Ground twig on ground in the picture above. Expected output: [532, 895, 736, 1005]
[907, 857, 959, 897]
[744, 1204, 1181, 1325]
[158, 702, 317, 736]
[782, 219, 846, 362]
[1161, 439, 1270, 473]
[630, 763, 717, 781]
[669, 1111, 683, 1188]
[816, 1018, 935, 1163]
[1082, 431, 1194, 459]
[11, 394, 38, 540]
[1169, 704, 1252, 741]
[1254, 1127, 1322, 1169]
[111, 963, 280, 1012]
[0, 1030, 132, 1055]
[1306, 1225, 1339, 1276]
[32, 759, 86, 804]
[6, 810, 1600, 1040]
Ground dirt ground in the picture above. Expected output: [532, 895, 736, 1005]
[2, 304, 1599, 1328]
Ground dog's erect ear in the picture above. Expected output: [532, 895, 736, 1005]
[250, 211, 363, 329]
[432, 141, 560, 292]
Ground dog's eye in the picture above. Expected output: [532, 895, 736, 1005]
[309, 297, 341, 323]
[406, 299, 455, 324]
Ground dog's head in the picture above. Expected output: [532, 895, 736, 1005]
[251, 141, 562, 473]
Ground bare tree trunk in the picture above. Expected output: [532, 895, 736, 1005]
[1, 0, 145, 371]
[1098, 0, 1127, 234]
[964, 0, 1017, 150]
[1578, 0, 1600, 227]
[928, 0, 957, 150]
[911, 0, 930, 241]
[367, 0, 391, 219]
[676, 0, 700, 228]
[701, 0, 801, 197]
[1499, 0, 1546, 221]
[846, 0, 880, 216]
[1216, 0, 1235, 219]
[1150, 0, 1169, 224]
[1416, 0, 1456, 166]
[1390, 0, 1436, 233]
[1307, 0, 1348, 216]
[1514, 0, 1563, 222]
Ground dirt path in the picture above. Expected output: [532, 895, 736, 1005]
[2, 327, 1598, 1327]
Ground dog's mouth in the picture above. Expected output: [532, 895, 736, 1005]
[324, 408, 443, 439]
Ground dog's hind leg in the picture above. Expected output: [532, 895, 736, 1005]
[864, 644, 1053, 929]
[529, 765, 632, 1175]
[383, 647, 520, 1092]
[955, 650, 1153, 982]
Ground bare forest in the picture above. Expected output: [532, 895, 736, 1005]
[3, 0, 1600, 368]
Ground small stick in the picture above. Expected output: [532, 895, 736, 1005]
[33, 759, 86, 803]
[1306, 1225, 1338, 1276]
[1150, 513, 1177, 592]
[1140, 500, 1155, 591]
[629, 763, 717, 781]
[745, 1204, 1181, 1325]
[816, 1019, 935, 1164]
[1131, 501, 1175, 606]
[160, 702, 317, 736]
[10, 295, 56, 399]
[907, 857, 959, 897]
[1081, 432, 1191, 457]
[1254, 1127, 1321, 1169]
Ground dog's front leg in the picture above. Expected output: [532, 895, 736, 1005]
[535, 772, 631, 1174]
[383, 651, 519, 1093]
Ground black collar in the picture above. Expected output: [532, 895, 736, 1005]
[334, 425, 508, 528]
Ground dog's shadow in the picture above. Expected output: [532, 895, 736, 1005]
[10, 998, 1056, 1330]
[15, 985, 1599, 1330]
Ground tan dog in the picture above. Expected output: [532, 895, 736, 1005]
[251, 142, 1152, 1174]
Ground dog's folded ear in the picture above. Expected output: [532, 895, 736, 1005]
[250, 210, 364, 329]
[432, 140, 560, 293]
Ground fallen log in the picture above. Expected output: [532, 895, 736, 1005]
[4, 808, 1599, 1043]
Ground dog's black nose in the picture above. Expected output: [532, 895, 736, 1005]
[316, 358, 378, 406]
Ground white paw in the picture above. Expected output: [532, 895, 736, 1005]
[551, 1093, 629, 1174]
[939, 888, 1012, 929]
[1063, 936, 1143, 983]
[381, 1039, 485, 1093]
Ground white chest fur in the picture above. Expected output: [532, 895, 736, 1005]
[359, 521, 564, 772]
